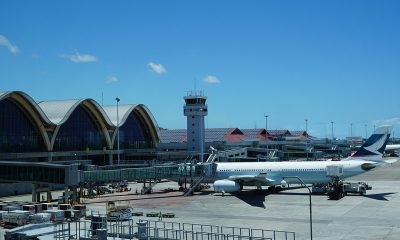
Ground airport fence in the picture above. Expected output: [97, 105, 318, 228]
[53, 217, 295, 240]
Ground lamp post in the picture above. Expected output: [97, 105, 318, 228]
[350, 123, 353, 138]
[331, 121, 334, 143]
[305, 118, 308, 160]
[281, 176, 312, 240]
[264, 114, 268, 160]
[116, 97, 120, 165]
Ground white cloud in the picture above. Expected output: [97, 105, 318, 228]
[106, 75, 118, 84]
[203, 75, 221, 84]
[148, 62, 167, 74]
[373, 117, 400, 126]
[0, 35, 19, 54]
[61, 50, 98, 63]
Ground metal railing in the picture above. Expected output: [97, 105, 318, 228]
[51, 217, 295, 240]
[141, 220, 295, 240]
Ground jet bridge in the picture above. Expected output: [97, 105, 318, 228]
[0, 161, 217, 185]
[82, 163, 216, 183]
[0, 161, 80, 185]
[0, 161, 218, 202]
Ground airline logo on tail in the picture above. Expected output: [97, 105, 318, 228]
[351, 125, 393, 160]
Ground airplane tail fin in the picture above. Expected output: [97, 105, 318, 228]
[349, 125, 393, 161]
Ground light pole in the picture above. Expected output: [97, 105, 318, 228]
[350, 123, 353, 138]
[331, 121, 334, 143]
[304, 118, 308, 161]
[281, 176, 312, 240]
[305, 118, 308, 160]
[305, 119, 308, 135]
[264, 114, 268, 160]
[116, 97, 120, 165]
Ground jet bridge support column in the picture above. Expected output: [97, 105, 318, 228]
[32, 184, 52, 203]
[32, 183, 38, 203]
[47, 191, 52, 203]
[108, 153, 113, 165]
[64, 186, 70, 204]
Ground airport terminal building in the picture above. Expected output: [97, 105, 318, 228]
[0, 91, 160, 165]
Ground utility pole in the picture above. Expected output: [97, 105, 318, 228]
[265, 115, 268, 160]
[116, 97, 120, 165]
[350, 123, 353, 138]
[305, 118, 308, 160]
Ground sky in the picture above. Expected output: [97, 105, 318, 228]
[1, 1, 400, 139]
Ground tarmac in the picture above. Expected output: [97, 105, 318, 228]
[1, 160, 400, 240]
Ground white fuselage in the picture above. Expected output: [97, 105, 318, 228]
[212, 159, 372, 186]
[385, 144, 400, 151]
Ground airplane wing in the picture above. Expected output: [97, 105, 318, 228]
[228, 172, 275, 185]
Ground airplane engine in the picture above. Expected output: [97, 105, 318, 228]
[213, 180, 242, 193]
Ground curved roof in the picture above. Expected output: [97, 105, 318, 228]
[0, 91, 54, 150]
[38, 99, 114, 126]
[0, 92, 8, 98]
[39, 99, 85, 125]
[0, 91, 160, 148]
[102, 104, 139, 127]
[0, 91, 53, 125]
[103, 104, 160, 143]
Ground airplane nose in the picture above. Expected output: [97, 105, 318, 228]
[361, 163, 376, 171]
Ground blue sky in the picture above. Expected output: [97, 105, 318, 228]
[1, 1, 400, 138]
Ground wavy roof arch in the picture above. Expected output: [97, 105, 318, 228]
[0, 91, 52, 150]
[1, 91, 160, 150]
[103, 104, 160, 144]
[38, 99, 115, 150]
[38, 99, 113, 126]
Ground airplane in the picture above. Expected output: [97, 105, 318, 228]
[385, 144, 400, 152]
[211, 125, 396, 194]
[353, 144, 400, 155]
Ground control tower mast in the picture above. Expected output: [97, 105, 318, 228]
[183, 91, 208, 161]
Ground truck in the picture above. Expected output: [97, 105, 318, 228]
[327, 178, 372, 200]
[106, 201, 132, 221]
[343, 182, 371, 196]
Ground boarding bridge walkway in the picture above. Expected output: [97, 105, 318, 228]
[183, 153, 217, 196]
[0, 161, 80, 185]
[0, 161, 217, 186]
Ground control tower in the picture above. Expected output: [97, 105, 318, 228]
[183, 91, 208, 161]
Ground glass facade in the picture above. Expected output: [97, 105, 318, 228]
[0, 99, 46, 152]
[53, 105, 106, 151]
[115, 111, 153, 149]
[0, 164, 65, 184]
